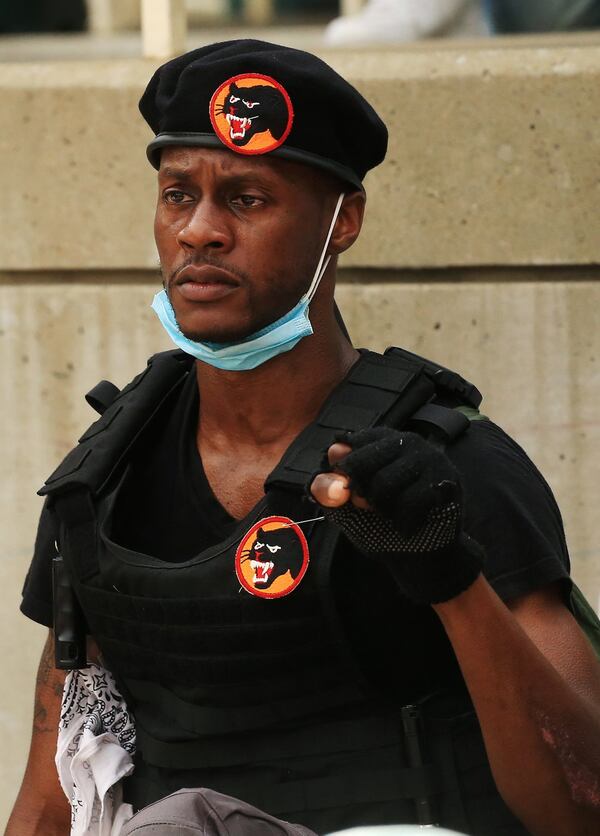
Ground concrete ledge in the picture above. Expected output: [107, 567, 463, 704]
[1, 41, 599, 269]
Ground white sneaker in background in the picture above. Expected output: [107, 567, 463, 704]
[324, 0, 477, 46]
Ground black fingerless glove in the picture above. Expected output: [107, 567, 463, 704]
[318, 428, 484, 605]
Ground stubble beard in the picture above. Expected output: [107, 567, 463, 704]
[158, 255, 318, 346]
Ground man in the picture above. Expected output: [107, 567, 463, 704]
[7, 40, 600, 836]
[324, 0, 600, 46]
[325, 0, 475, 45]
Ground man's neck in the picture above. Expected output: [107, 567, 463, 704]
[196, 310, 359, 454]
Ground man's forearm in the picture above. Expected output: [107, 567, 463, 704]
[5, 633, 70, 836]
[434, 576, 600, 836]
[5, 793, 70, 836]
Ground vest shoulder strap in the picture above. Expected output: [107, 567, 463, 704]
[39, 345, 483, 501]
[265, 347, 484, 494]
[38, 350, 193, 499]
[385, 346, 483, 409]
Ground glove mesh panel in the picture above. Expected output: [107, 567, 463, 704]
[326, 502, 461, 554]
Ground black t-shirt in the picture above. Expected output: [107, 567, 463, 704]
[21, 367, 571, 700]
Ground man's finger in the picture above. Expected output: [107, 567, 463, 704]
[325, 441, 373, 510]
[310, 472, 351, 507]
[327, 442, 352, 467]
[311, 471, 373, 512]
[349, 492, 371, 511]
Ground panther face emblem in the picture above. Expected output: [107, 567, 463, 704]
[210, 73, 294, 155]
[235, 516, 309, 599]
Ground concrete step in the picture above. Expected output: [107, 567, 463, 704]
[0, 35, 599, 269]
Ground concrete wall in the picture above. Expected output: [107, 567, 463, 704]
[1, 43, 600, 270]
[1, 39, 599, 826]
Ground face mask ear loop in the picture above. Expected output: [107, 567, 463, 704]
[302, 192, 345, 304]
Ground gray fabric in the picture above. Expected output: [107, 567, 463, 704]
[120, 788, 317, 836]
[328, 828, 465, 835]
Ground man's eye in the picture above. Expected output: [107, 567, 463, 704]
[232, 194, 263, 208]
[163, 189, 193, 204]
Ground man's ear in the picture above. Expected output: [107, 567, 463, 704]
[329, 191, 366, 255]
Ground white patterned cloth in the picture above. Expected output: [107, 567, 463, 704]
[56, 664, 136, 836]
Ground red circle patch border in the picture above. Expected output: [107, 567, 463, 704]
[209, 72, 295, 156]
[235, 515, 309, 599]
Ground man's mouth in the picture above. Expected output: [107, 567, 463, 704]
[250, 559, 274, 585]
[173, 265, 240, 303]
[175, 264, 239, 286]
[226, 113, 255, 140]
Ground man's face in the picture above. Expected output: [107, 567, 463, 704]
[154, 146, 338, 344]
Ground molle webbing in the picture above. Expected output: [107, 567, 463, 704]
[134, 755, 438, 815]
[53, 500, 363, 732]
[92, 626, 349, 693]
[133, 706, 405, 769]
[128, 678, 366, 741]
[126, 759, 438, 824]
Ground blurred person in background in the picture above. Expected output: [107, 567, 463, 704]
[325, 0, 600, 45]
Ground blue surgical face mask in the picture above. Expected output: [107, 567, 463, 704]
[151, 192, 345, 372]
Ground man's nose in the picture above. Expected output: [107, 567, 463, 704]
[176, 205, 233, 252]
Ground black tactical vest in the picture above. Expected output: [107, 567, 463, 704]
[40, 348, 530, 836]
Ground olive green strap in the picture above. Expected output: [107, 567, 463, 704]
[455, 405, 488, 422]
[570, 584, 600, 659]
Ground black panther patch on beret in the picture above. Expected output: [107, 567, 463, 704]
[210, 73, 294, 155]
[139, 39, 388, 190]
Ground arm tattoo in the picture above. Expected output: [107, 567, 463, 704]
[33, 634, 64, 734]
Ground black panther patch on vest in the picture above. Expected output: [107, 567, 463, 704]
[235, 516, 309, 598]
[210, 73, 294, 155]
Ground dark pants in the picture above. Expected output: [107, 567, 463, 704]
[0, 0, 86, 33]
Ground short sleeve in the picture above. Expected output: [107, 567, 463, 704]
[446, 419, 571, 602]
[20, 499, 58, 628]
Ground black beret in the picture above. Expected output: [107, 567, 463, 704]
[139, 39, 388, 191]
